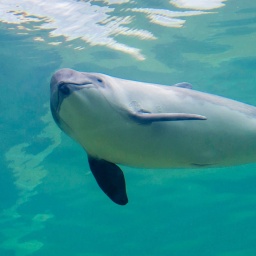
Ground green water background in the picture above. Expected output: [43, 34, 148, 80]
[1, 0, 256, 255]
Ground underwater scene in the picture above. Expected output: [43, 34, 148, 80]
[1, 0, 256, 255]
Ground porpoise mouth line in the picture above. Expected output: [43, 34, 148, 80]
[57, 81, 93, 87]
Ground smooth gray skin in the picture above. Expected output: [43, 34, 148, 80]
[50, 68, 256, 205]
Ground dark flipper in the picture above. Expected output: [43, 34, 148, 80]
[88, 156, 128, 205]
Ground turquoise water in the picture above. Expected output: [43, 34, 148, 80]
[1, 0, 256, 255]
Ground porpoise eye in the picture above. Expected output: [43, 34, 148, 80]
[97, 78, 103, 83]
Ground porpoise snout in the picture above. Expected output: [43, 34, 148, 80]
[50, 68, 80, 91]
[50, 68, 86, 108]
[50, 69, 78, 122]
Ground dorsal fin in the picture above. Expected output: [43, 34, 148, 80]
[172, 82, 192, 89]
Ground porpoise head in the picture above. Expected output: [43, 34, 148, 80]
[50, 68, 112, 134]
